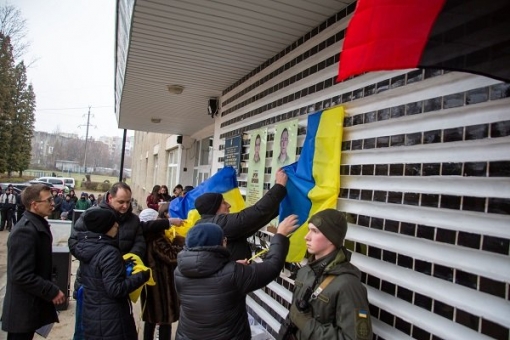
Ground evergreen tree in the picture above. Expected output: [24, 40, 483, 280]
[0, 6, 35, 177]
[0, 33, 15, 174]
[17, 83, 35, 176]
[7, 62, 35, 176]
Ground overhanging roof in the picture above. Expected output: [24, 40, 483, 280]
[115, 0, 354, 136]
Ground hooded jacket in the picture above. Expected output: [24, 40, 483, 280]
[174, 234, 290, 340]
[75, 196, 91, 210]
[291, 248, 372, 340]
[195, 183, 287, 261]
[61, 199, 75, 216]
[73, 231, 149, 340]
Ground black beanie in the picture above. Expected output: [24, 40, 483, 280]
[186, 223, 224, 248]
[195, 193, 224, 215]
[183, 185, 194, 194]
[308, 209, 347, 248]
[83, 209, 117, 234]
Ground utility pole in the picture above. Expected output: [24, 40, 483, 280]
[119, 129, 127, 182]
[82, 106, 92, 173]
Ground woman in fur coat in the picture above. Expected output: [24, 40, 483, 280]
[139, 205, 184, 340]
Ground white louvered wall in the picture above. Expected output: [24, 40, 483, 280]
[216, 9, 510, 340]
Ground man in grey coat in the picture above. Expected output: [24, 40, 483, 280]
[1, 184, 66, 340]
[194, 168, 288, 261]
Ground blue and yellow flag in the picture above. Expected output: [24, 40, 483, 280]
[169, 166, 245, 236]
[279, 107, 344, 262]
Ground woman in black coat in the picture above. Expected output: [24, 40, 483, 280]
[73, 208, 150, 340]
[174, 215, 298, 340]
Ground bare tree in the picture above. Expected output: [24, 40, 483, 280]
[0, 4, 29, 61]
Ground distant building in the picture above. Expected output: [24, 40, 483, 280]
[99, 136, 123, 158]
[55, 160, 80, 172]
[31, 131, 132, 171]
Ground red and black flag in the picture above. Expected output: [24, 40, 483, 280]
[337, 0, 510, 82]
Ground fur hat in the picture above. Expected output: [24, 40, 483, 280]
[83, 208, 117, 234]
[139, 208, 159, 222]
[185, 223, 224, 248]
[195, 193, 224, 215]
[308, 209, 347, 248]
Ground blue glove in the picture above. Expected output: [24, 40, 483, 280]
[125, 259, 135, 276]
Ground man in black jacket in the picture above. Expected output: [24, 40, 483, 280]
[69, 182, 181, 298]
[2, 184, 66, 339]
[194, 168, 288, 261]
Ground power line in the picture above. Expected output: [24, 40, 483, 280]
[37, 105, 113, 111]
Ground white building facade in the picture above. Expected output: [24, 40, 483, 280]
[118, 1, 510, 339]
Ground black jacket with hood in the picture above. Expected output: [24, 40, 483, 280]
[174, 233, 290, 340]
[73, 229, 149, 340]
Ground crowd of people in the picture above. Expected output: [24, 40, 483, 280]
[1, 171, 372, 340]
[49, 189, 102, 221]
[0, 185, 25, 231]
[0, 185, 104, 230]
[145, 184, 194, 211]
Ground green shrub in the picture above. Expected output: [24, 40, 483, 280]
[98, 182, 111, 192]
[79, 181, 111, 192]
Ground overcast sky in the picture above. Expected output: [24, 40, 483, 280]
[8, 0, 129, 139]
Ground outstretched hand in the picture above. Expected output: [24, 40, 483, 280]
[169, 217, 184, 226]
[277, 214, 299, 237]
[275, 168, 288, 187]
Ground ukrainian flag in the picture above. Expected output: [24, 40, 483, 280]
[279, 107, 344, 262]
[169, 166, 245, 236]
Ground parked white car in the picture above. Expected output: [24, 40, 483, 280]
[63, 177, 76, 189]
[34, 177, 67, 190]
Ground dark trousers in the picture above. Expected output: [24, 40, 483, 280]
[7, 332, 35, 340]
[0, 208, 12, 230]
[143, 322, 171, 340]
[17, 208, 23, 222]
[11, 208, 17, 225]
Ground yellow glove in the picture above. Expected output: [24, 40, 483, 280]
[122, 253, 155, 303]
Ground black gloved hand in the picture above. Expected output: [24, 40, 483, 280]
[140, 268, 151, 281]
[132, 268, 150, 281]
